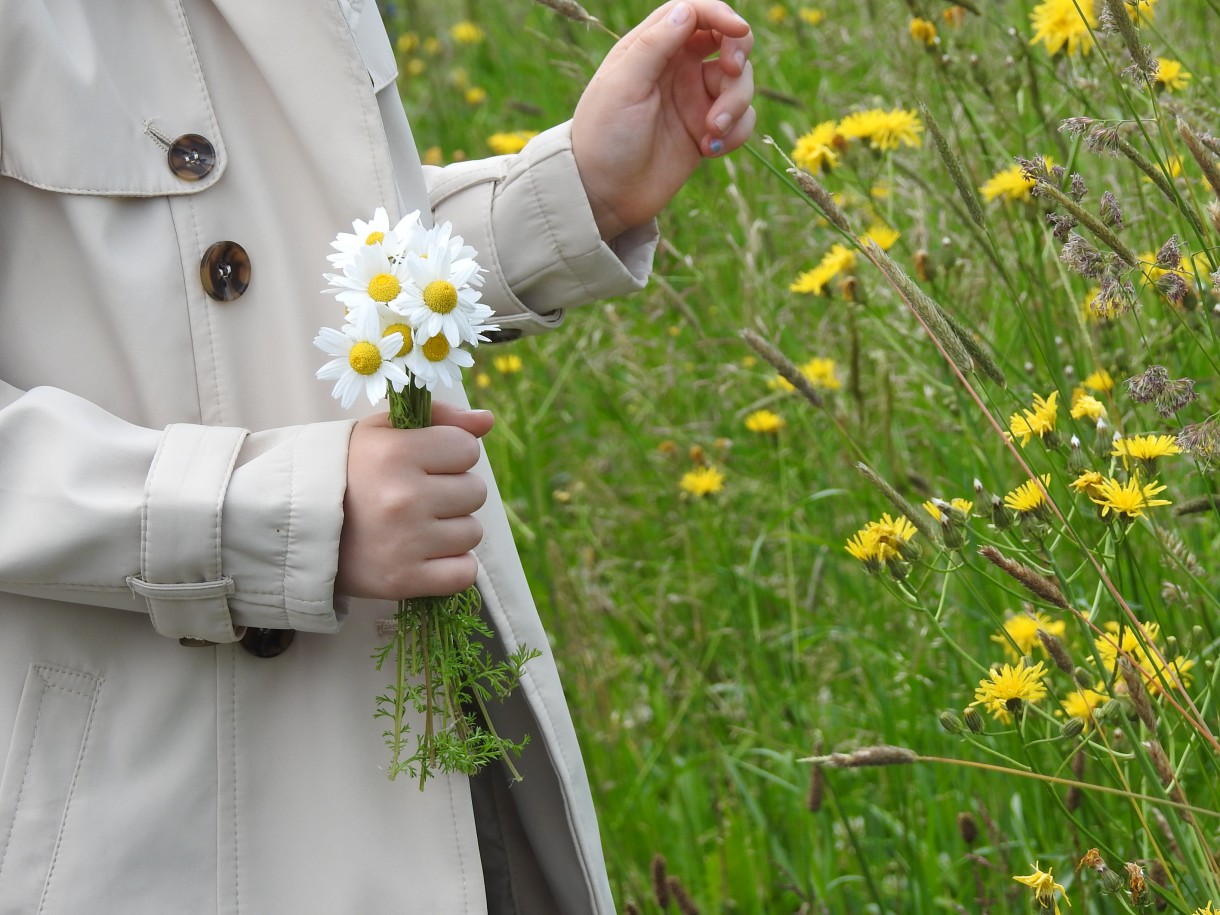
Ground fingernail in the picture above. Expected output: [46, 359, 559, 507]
[709, 138, 725, 155]
[470, 409, 493, 417]
[669, 2, 691, 24]
[714, 113, 732, 134]
[734, 50, 746, 69]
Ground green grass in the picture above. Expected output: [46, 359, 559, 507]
[383, 0, 1220, 911]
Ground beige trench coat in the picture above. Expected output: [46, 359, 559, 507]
[0, 1, 657, 912]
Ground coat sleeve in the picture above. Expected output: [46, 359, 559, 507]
[0, 378, 353, 642]
[411, 121, 660, 341]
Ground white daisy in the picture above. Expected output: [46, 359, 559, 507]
[326, 244, 413, 313]
[315, 304, 410, 408]
[394, 221, 495, 347]
[405, 331, 476, 391]
[327, 208, 423, 268]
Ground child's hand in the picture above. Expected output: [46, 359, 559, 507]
[571, 0, 755, 241]
[336, 404, 493, 600]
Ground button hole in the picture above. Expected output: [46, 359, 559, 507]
[142, 119, 173, 151]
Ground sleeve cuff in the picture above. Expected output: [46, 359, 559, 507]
[428, 122, 659, 340]
[220, 419, 355, 634]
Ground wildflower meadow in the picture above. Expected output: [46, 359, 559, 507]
[384, 0, 1220, 911]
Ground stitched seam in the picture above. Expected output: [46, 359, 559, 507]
[446, 775, 472, 912]
[37, 676, 102, 914]
[189, 198, 225, 425]
[278, 430, 299, 609]
[230, 649, 240, 913]
[168, 0, 222, 160]
[0, 689, 47, 881]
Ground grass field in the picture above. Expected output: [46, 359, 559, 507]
[382, 0, 1220, 910]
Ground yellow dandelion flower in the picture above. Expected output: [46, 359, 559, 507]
[798, 8, 825, 25]
[922, 497, 973, 522]
[396, 32, 420, 55]
[981, 164, 1038, 203]
[1193, 904, 1220, 915]
[909, 17, 938, 45]
[790, 244, 857, 296]
[1004, 474, 1052, 514]
[1009, 391, 1059, 446]
[464, 87, 487, 106]
[680, 466, 725, 497]
[421, 145, 444, 166]
[1014, 862, 1069, 913]
[802, 357, 841, 390]
[861, 222, 900, 251]
[406, 58, 427, 77]
[1070, 390, 1106, 421]
[838, 108, 924, 151]
[487, 131, 538, 155]
[1070, 470, 1106, 500]
[792, 121, 843, 174]
[1089, 475, 1171, 520]
[1061, 685, 1107, 728]
[474, 371, 491, 389]
[973, 659, 1049, 722]
[1030, 0, 1097, 57]
[745, 409, 785, 434]
[1156, 58, 1192, 92]
[991, 610, 1066, 661]
[862, 513, 918, 563]
[767, 4, 790, 23]
[422, 36, 441, 56]
[943, 5, 967, 26]
[768, 375, 796, 393]
[1094, 620, 1160, 671]
[845, 527, 883, 572]
[492, 354, 523, 374]
[1112, 434, 1181, 468]
[450, 21, 484, 44]
[1082, 369, 1114, 392]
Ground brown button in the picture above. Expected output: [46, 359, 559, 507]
[240, 627, 296, 658]
[200, 241, 251, 301]
[168, 134, 216, 181]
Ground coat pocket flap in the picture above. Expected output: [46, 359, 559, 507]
[0, 0, 225, 197]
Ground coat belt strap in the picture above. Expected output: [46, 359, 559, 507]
[131, 423, 249, 642]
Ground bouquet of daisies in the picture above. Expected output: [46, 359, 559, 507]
[315, 208, 537, 787]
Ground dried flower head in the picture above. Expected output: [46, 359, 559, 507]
[1177, 418, 1220, 466]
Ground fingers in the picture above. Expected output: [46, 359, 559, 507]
[430, 401, 495, 438]
[702, 58, 754, 154]
[618, 1, 752, 87]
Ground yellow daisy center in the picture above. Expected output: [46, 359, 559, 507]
[348, 341, 383, 376]
[423, 280, 459, 314]
[421, 334, 450, 363]
[364, 230, 386, 246]
[384, 323, 413, 358]
[367, 273, 401, 303]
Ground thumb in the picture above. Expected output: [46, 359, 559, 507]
[430, 401, 495, 438]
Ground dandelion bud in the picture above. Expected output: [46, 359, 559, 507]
[990, 495, 1012, 531]
[1190, 626, 1206, 650]
[1067, 436, 1088, 474]
[939, 711, 965, 734]
[963, 707, 985, 733]
[886, 558, 911, 581]
[1099, 868, 1125, 894]
[957, 811, 978, 845]
[973, 479, 992, 506]
[1095, 698, 1123, 723]
[1079, 848, 1106, 871]
[840, 275, 858, 302]
[1074, 666, 1094, 689]
[914, 249, 933, 283]
[1060, 717, 1085, 741]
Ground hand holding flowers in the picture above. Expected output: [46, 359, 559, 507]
[315, 208, 536, 786]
